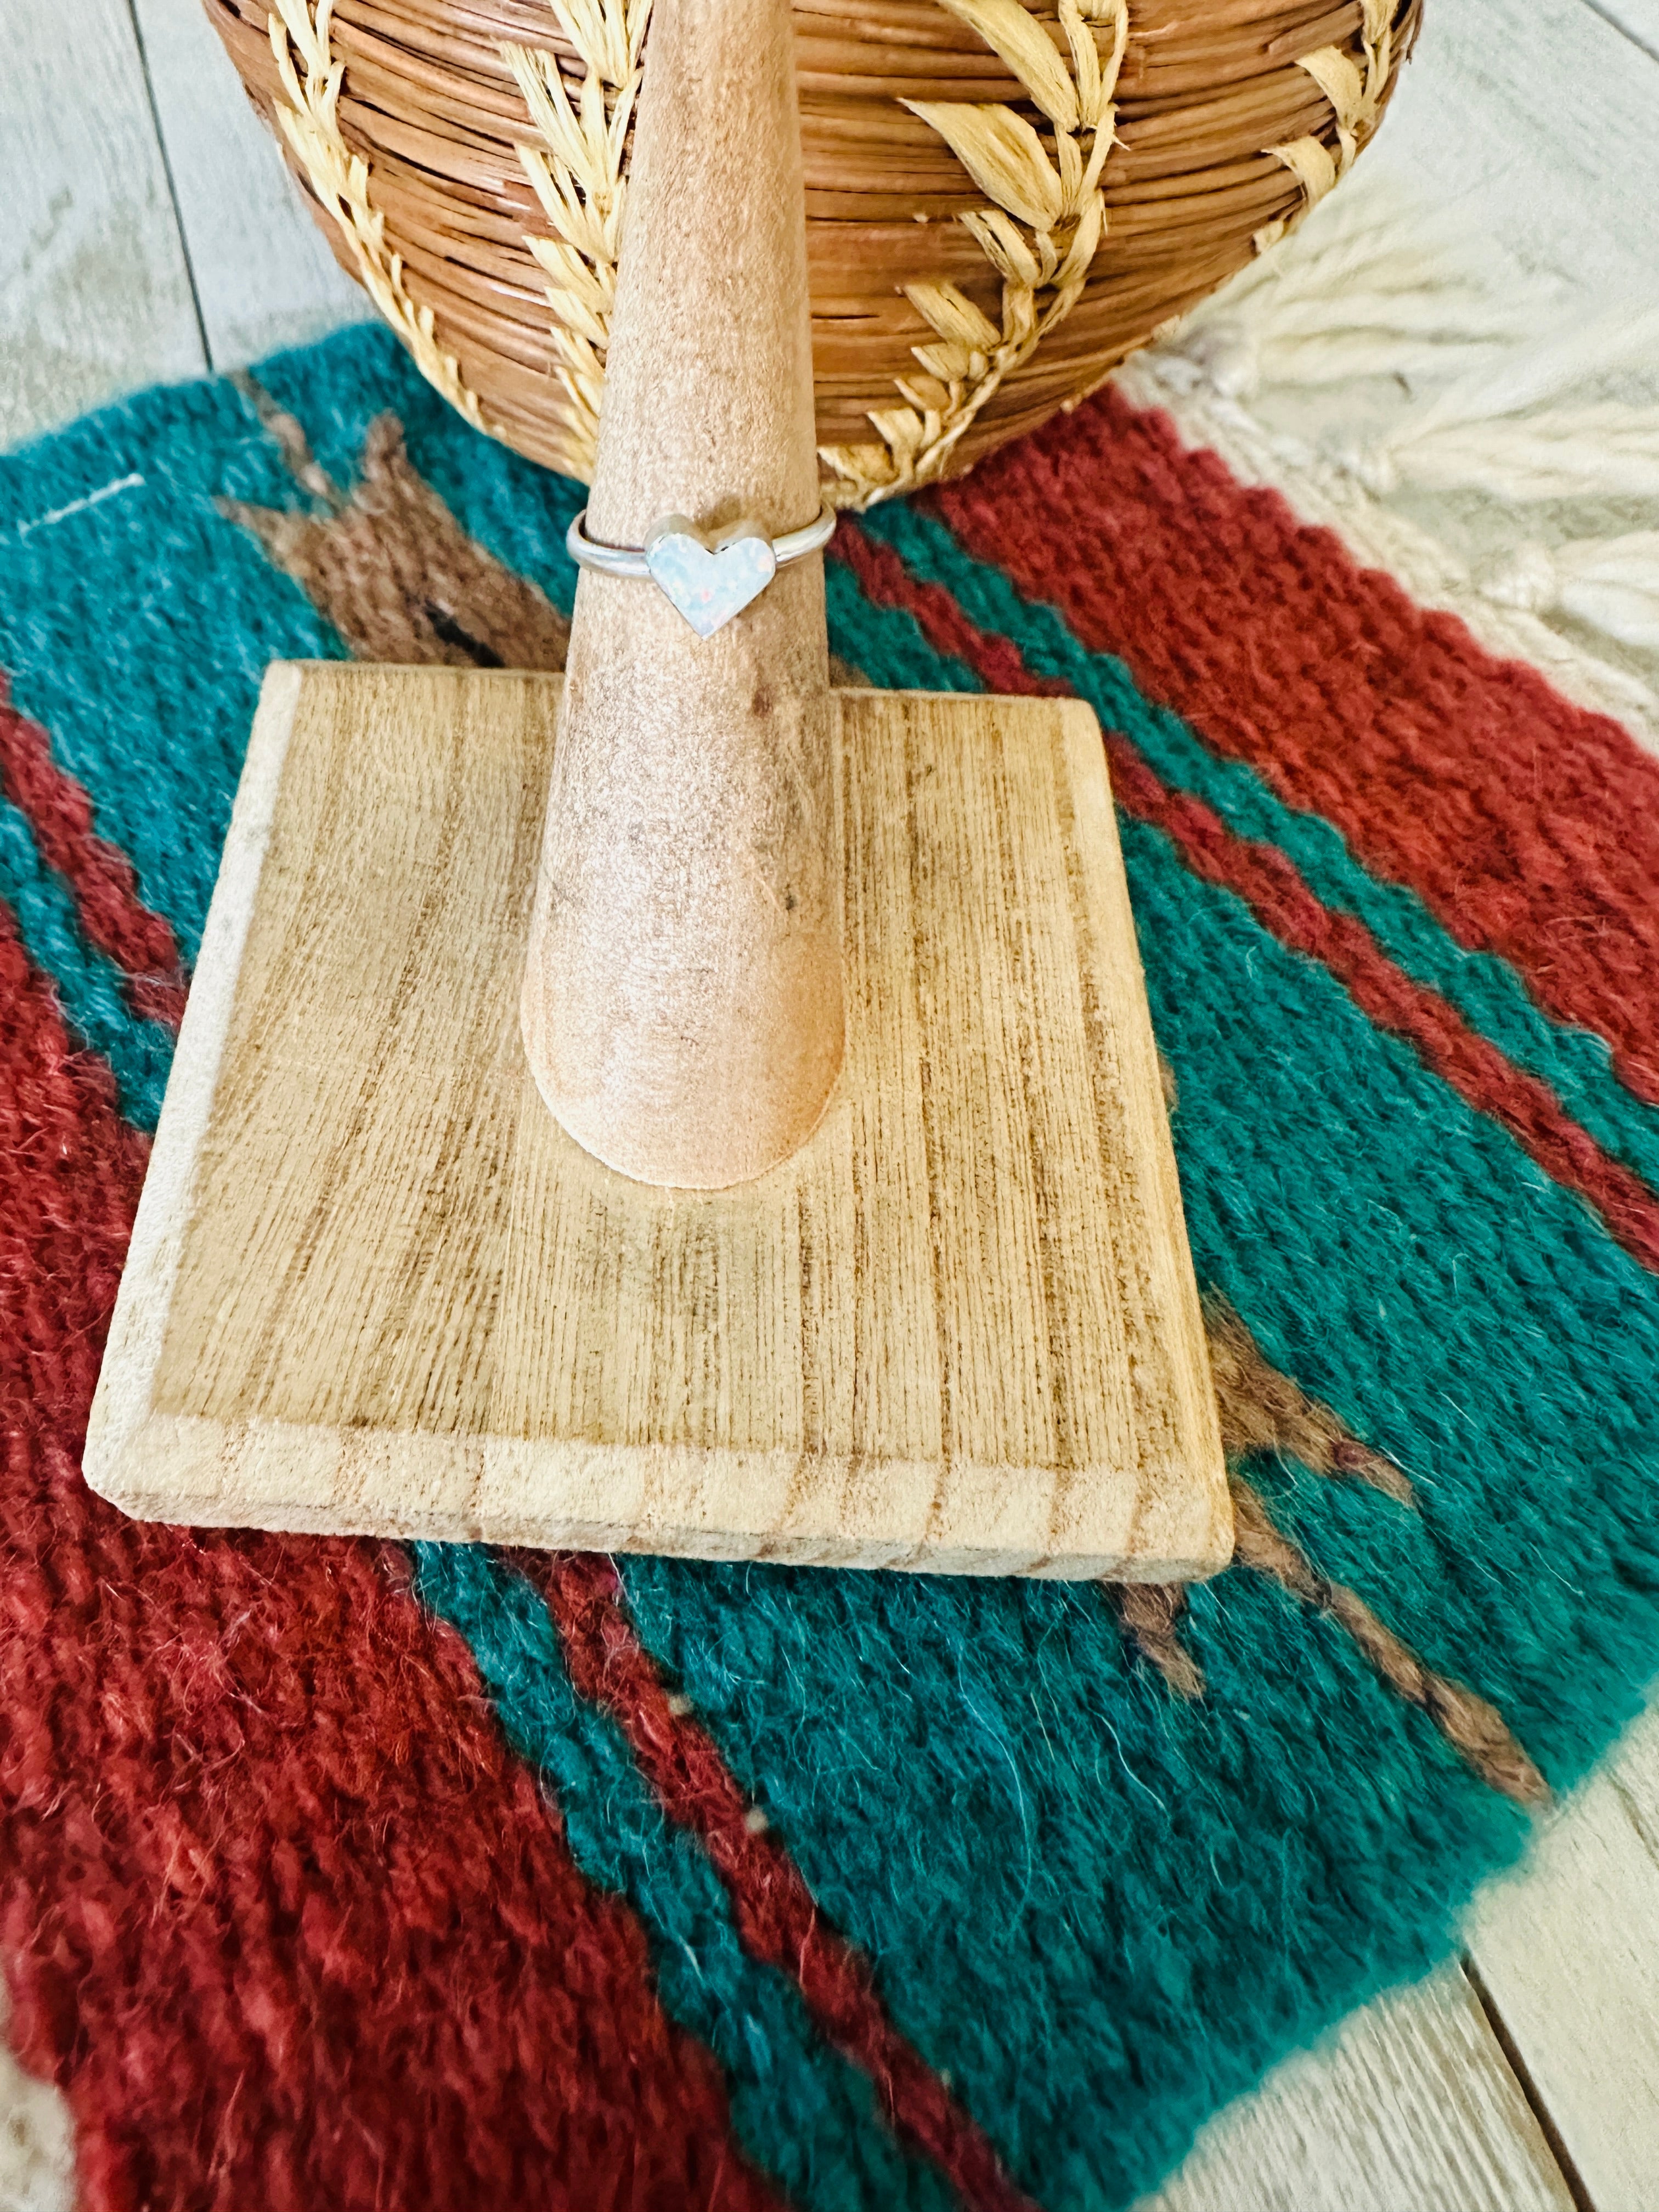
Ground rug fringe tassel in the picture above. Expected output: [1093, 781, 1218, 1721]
[1125, 172, 1659, 712]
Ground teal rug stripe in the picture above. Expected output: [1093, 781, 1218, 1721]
[0, 376, 348, 966]
[409, 1543, 957, 2212]
[825, 558, 979, 694]
[8, 324, 1657, 2211]
[0, 793, 171, 1128]
[619, 1554, 1526, 2210]
[619, 816, 1659, 2203]
[860, 498, 1659, 1196]
[1119, 808, 1659, 1781]
[812, 511, 1659, 1763]
[613, 546, 1659, 2209]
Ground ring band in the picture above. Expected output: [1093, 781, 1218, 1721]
[566, 500, 837, 578]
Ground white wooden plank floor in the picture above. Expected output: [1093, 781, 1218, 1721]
[129, 0, 364, 367]
[0, 0, 205, 448]
[1143, 1969, 1579, 2212]
[4, 2, 1659, 2207]
[1374, 0, 1659, 299]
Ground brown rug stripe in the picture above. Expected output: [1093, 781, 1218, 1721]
[222, 405, 569, 673]
[1229, 1476, 1549, 1807]
[1205, 1296, 1413, 1505]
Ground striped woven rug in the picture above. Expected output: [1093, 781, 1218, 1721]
[3, 319, 1657, 2211]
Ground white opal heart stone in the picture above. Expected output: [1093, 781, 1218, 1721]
[644, 515, 778, 637]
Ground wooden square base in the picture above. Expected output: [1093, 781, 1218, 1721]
[86, 664, 1230, 1579]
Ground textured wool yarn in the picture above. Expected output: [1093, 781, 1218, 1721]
[3, 318, 1659, 2211]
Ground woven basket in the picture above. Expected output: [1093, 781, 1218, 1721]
[212, 0, 1417, 504]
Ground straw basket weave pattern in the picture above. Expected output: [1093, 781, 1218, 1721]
[207, 0, 1417, 505]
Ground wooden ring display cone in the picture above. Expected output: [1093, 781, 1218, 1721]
[84, 0, 1232, 1582]
[520, 0, 842, 1188]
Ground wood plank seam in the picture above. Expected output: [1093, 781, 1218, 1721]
[1460, 1957, 1596, 2212]
[122, 0, 212, 366]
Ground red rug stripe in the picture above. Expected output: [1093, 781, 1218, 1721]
[528, 1549, 1042, 2212]
[830, 522, 1064, 702]
[836, 522, 1659, 1277]
[0, 904, 777, 2211]
[0, 675, 187, 1028]
[929, 388, 1659, 1108]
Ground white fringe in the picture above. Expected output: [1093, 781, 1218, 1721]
[0, 1993, 72, 2212]
[1480, 534, 1659, 652]
[1160, 191, 1554, 402]
[1120, 172, 1659, 748]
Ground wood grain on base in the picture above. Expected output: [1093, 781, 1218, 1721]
[86, 661, 1229, 1577]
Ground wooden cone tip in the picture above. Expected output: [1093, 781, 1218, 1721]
[519, 0, 843, 1189]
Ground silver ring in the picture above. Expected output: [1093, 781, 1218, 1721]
[566, 500, 837, 579]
